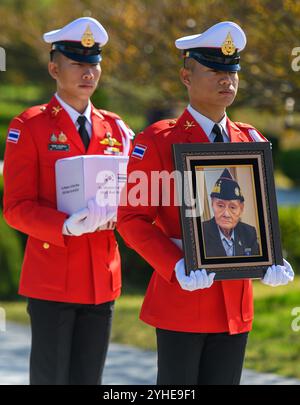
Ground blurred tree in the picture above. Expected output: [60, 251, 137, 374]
[1, 0, 300, 115]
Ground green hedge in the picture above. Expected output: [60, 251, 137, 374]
[0, 175, 3, 210]
[117, 234, 152, 291]
[279, 206, 300, 271]
[0, 209, 23, 300]
[278, 149, 300, 186]
[0, 124, 8, 161]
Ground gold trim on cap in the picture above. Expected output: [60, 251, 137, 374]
[221, 32, 236, 56]
[81, 25, 95, 48]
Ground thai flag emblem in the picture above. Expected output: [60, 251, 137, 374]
[7, 129, 21, 144]
[132, 144, 147, 160]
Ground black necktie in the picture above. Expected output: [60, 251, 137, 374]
[77, 115, 90, 150]
[212, 124, 224, 143]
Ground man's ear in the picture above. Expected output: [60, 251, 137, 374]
[48, 61, 59, 80]
[240, 202, 245, 214]
[180, 67, 192, 88]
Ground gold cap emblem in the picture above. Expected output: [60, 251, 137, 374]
[81, 25, 95, 48]
[221, 32, 236, 56]
[212, 181, 221, 194]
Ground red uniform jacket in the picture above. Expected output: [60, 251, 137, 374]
[117, 108, 267, 334]
[3, 96, 132, 304]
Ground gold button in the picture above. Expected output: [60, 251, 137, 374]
[43, 243, 50, 249]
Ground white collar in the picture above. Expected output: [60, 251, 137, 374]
[55, 93, 92, 126]
[187, 104, 228, 137]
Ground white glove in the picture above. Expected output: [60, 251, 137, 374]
[62, 207, 90, 236]
[175, 258, 216, 291]
[261, 259, 294, 287]
[63, 199, 115, 236]
[97, 217, 117, 231]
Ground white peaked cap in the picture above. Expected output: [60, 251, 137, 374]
[43, 17, 108, 47]
[175, 21, 246, 51]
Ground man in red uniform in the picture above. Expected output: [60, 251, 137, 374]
[117, 21, 294, 384]
[3, 17, 133, 385]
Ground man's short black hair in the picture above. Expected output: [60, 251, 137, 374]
[50, 50, 60, 62]
[183, 57, 196, 71]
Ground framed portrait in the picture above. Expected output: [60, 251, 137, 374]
[172, 142, 283, 280]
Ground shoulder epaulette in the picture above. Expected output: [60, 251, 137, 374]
[99, 109, 121, 120]
[235, 122, 268, 142]
[144, 118, 177, 135]
[17, 104, 47, 122]
[234, 121, 255, 129]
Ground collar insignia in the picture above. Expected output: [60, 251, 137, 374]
[52, 105, 63, 116]
[184, 120, 196, 130]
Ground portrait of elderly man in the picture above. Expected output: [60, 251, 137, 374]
[202, 168, 260, 258]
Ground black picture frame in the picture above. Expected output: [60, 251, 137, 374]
[172, 142, 283, 280]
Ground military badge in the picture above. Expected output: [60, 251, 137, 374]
[50, 134, 58, 143]
[52, 106, 63, 116]
[48, 144, 70, 151]
[221, 32, 236, 56]
[81, 25, 95, 48]
[184, 120, 196, 130]
[104, 146, 122, 155]
[58, 132, 67, 143]
[100, 132, 122, 147]
[212, 181, 221, 194]
[244, 248, 252, 256]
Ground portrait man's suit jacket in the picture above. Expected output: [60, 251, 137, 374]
[202, 217, 260, 257]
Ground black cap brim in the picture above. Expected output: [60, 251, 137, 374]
[185, 49, 241, 72]
[52, 42, 102, 63]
